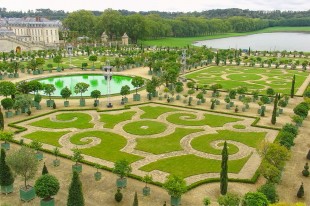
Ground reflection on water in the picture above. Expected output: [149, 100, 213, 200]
[38, 74, 134, 97]
[194, 32, 310, 52]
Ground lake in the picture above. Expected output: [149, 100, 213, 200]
[194, 32, 310, 52]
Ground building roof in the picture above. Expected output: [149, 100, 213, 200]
[0, 17, 62, 27]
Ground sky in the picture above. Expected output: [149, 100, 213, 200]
[0, 0, 309, 12]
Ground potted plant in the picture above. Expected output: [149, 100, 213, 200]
[53, 147, 60, 167]
[0, 131, 13, 150]
[1, 98, 14, 118]
[34, 94, 42, 110]
[203, 197, 211, 206]
[90, 90, 101, 107]
[89, 55, 98, 70]
[0, 149, 15, 194]
[131, 76, 144, 101]
[163, 175, 187, 206]
[7, 146, 39, 202]
[43, 84, 56, 107]
[74, 82, 89, 107]
[34, 174, 60, 206]
[114, 189, 123, 202]
[113, 159, 132, 188]
[30, 140, 44, 161]
[196, 92, 204, 105]
[71, 149, 84, 173]
[224, 96, 231, 109]
[278, 98, 288, 114]
[60, 87, 72, 107]
[142, 174, 153, 196]
[175, 83, 184, 100]
[47, 63, 53, 73]
[53, 55, 62, 72]
[120, 85, 130, 104]
[94, 164, 102, 181]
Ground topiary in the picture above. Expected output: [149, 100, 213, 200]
[307, 149, 310, 160]
[297, 183, 304, 198]
[0, 108, 4, 130]
[42, 162, 49, 175]
[67, 171, 84, 206]
[115, 189, 123, 202]
[133, 191, 138, 206]
[0, 149, 15, 188]
[302, 163, 309, 177]
[34, 174, 60, 201]
[257, 183, 278, 203]
[52, 102, 56, 109]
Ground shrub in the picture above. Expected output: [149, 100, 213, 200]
[302, 163, 309, 177]
[203, 197, 211, 206]
[1, 98, 14, 111]
[282, 124, 298, 137]
[297, 183, 304, 198]
[0, 149, 15, 187]
[35, 174, 60, 200]
[217, 193, 240, 206]
[229, 90, 237, 99]
[278, 131, 295, 149]
[242, 192, 269, 206]
[115, 189, 123, 202]
[266, 88, 275, 96]
[257, 183, 279, 203]
[67, 171, 84, 206]
[163, 175, 187, 198]
[294, 104, 309, 119]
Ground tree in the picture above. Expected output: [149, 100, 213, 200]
[53, 55, 62, 68]
[42, 162, 49, 175]
[146, 80, 156, 100]
[257, 182, 279, 203]
[242, 192, 269, 206]
[271, 93, 279, 125]
[113, 159, 132, 179]
[0, 149, 14, 190]
[96, 9, 124, 40]
[210, 83, 222, 93]
[74, 82, 89, 99]
[126, 14, 147, 43]
[266, 88, 275, 96]
[15, 81, 31, 94]
[43, 84, 56, 100]
[120, 85, 130, 98]
[67, 171, 84, 206]
[0, 81, 16, 97]
[291, 75, 295, 98]
[1, 98, 14, 111]
[63, 10, 95, 36]
[163, 175, 187, 198]
[60, 87, 72, 101]
[90, 90, 101, 100]
[220, 141, 228, 195]
[89, 55, 97, 68]
[131, 76, 144, 94]
[34, 174, 60, 201]
[217, 193, 240, 206]
[71, 149, 84, 166]
[0, 108, 4, 130]
[115, 188, 123, 202]
[293, 103, 309, 119]
[28, 81, 43, 94]
[7, 146, 39, 189]
[297, 183, 304, 198]
[133, 191, 139, 206]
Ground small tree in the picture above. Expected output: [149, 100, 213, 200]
[143, 174, 153, 188]
[291, 74, 295, 98]
[89, 55, 97, 68]
[120, 85, 131, 99]
[0, 108, 4, 130]
[43, 84, 56, 100]
[163, 175, 187, 199]
[131, 76, 144, 94]
[133, 191, 139, 206]
[0, 81, 16, 97]
[60, 86, 72, 101]
[7, 146, 39, 189]
[90, 90, 101, 100]
[67, 171, 84, 206]
[42, 162, 49, 175]
[302, 163, 309, 177]
[113, 159, 132, 179]
[53, 55, 62, 68]
[53, 147, 60, 161]
[217, 193, 240, 206]
[220, 141, 228, 195]
[74, 82, 89, 99]
[34, 174, 60, 201]
[1, 98, 14, 111]
[71, 149, 84, 166]
[297, 183, 304, 198]
[0, 149, 15, 190]
[30, 140, 43, 153]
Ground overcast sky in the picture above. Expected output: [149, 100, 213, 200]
[0, 0, 309, 12]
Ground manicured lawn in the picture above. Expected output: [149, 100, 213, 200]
[233, 124, 246, 129]
[30, 113, 94, 129]
[191, 130, 266, 155]
[23, 131, 70, 147]
[100, 111, 136, 129]
[139, 105, 181, 119]
[166, 112, 241, 127]
[186, 66, 308, 94]
[123, 120, 167, 135]
[140, 154, 251, 178]
[70, 131, 142, 163]
[135, 128, 203, 154]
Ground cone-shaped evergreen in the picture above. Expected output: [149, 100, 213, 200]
[42, 162, 49, 175]
[302, 163, 309, 177]
[0, 149, 14, 187]
[133, 191, 139, 206]
[307, 149, 310, 160]
[67, 171, 84, 206]
[291, 75, 295, 98]
[0, 108, 4, 131]
[220, 141, 228, 195]
[297, 183, 304, 198]
[271, 93, 279, 125]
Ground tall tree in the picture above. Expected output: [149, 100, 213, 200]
[42, 162, 49, 175]
[220, 141, 228, 195]
[133, 191, 139, 206]
[63, 10, 95, 37]
[0, 107, 4, 130]
[67, 171, 84, 206]
[271, 93, 279, 125]
[0, 149, 15, 190]
[96, 9, 124, 39]
[290, 75, 295, 98]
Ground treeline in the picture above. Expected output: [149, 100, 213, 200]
[0, 8, 68, 20]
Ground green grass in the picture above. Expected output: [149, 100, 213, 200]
[191, 130, 266, 155]
[70, 131, 142, 163]
[100, 111, 136, 129]
[135, 128, 203, 154]
[23, 131, 70, 147]
[140, 154, 251, 178]
[139, 105, 181, 119]
[141, 26, 310, 47]
[233, 125, 246, 129]
[186, 66, 309, 94]
[123, 120, 167, 135]
[166, 112, 241, 127]
[30, 113, 93, 129]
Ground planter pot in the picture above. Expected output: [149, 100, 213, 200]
[1, 184, 13, 194]
[229, 102, 234, 107]
[116, 177, 127, 188]
[14, 73, 19, 78]
[197, 100, 201, 105]
[176, 95, 181, 100]
[94, 100, 99, 106]
[226, 104, 230, 109]
[80, 99, 86, 107]
[40, 198, 55, 206]
[21, 107, 29, 113]
[159, 96, 163, 100]
[170, 97, 174, 102]
[1, 142, 10, 150]
[94, 172, 102, 181]
[143, 186, 151, 196]
[123, 97, 128, 103]
[64, 101, 70, 107]
[211, 92, 216, 97]
[261, 105, 266, 111]
[72, 164, 82, 173]
[258, 109, 262, 114]
[245, 104, 250, 109]
[20, 186, 36, 202]
[46, 100, 54, 107]
[36, 152, 43, 161]
[201, 98, 206, 103]
[56, 67, 62, 72]
[279, 108, 283, 114]
[133, 94, 141, 101]
[171, 196, 181, 206]
[148, 70, 153, 75]
[164, 94, 168, 98]
[53, 159, 60, 167]
[15, 109, 21, 115]
[152, 91, 158, 97]
[38, 70, 43, 74]
[36, 105, 42, 110]
[8, 73, 14, 78]
[5, 111, 13, 118]
[147, 93, 152, 100]
[33, 70, 39, 75]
